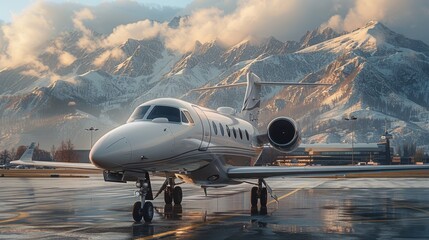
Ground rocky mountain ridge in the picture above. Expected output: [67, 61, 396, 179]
[0, 20, 428, 151]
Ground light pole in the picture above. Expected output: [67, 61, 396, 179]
[85, 127, 98, 149]
[344, 115, 357, 165]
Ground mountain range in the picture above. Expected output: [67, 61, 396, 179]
[0, 20, 428, 152]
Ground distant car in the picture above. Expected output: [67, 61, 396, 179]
[0, 163, 13, 169]
[357, 162, 367, 166]
[15, 165, 32, 169]
[0, 164, 8, 169]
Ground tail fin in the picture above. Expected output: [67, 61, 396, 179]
[192, 71, 330, 127]
[241, 72, 262, 126]
[19, 142, 36, 162]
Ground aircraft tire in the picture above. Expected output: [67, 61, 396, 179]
[173, 186, 183, 204]
[132, 201, 142, 222]
[251, 187, 258, 206]
[260, 188, 268, 207]
[164, 187, 173, 204]
[142, 202, 154, 222]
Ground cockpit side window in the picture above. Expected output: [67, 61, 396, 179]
[181, 110, 194, 124]
[181, 111, 189, 123]
[127, 105, 151, 123]
[147, 106, 181, 123]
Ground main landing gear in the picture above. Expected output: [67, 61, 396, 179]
[155, 177, 183, 204]
[250, 178, 277, 215]
[156, 176, 183, 205]
[133, 173, 154, 223]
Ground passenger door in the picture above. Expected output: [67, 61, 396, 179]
[192, 106, 211, 151]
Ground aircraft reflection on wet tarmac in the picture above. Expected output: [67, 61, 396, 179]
[1, 176, 429, 239]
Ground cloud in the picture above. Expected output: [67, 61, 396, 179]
[73, 8, 98, 51]
[1, 0, 429, 70]
[323, 0, 429, 42]
[103, 19, 168, 47]
[85, 1, 181, 34]
[0, 1, 180, 69]
[1, 2, 57, 68]
[58, 51, 77, 67]
[93, 48, 125, 67]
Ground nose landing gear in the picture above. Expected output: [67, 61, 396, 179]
[133, 173, 154, 223]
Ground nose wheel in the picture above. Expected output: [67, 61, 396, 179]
[133, 201, 154, 223]
[133, 173, 154, 223]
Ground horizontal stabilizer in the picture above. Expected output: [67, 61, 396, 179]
[258, 82, 331, 86]
[191, 83, 247, 91]
[191, 81, 330, 91]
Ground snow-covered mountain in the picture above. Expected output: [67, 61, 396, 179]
[1, 20, 428, 152]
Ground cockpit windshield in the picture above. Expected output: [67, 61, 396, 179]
[127, 105, 150, 123]
[127, 105, 192, 124]
[147, 106, 181, 123]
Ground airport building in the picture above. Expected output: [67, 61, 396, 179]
[256, 141, 394, 166]
[275, 142, 393, 166]
[75, 150, 91, 163]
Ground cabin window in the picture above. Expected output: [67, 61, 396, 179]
[219, 123, 224, 136]
[212, 121, 218, 135]
[245, 130, 250, 141]
[226, 125, 231, 137]
[238, 128, 243, 140]
[232, 127, 237, 138]
[127, 105, 150, 123]
[147, 106, 180, 123]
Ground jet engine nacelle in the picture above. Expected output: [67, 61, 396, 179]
[267, 117, 301, 152]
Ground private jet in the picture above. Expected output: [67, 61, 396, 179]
[13, 72, 429, 223]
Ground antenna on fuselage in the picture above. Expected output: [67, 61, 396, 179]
[192, 71, 330, 127]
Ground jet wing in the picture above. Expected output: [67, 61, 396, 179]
[10, 142, 99, 170]
[227, 165, 429, 179]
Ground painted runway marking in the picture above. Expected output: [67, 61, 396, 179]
[268, 188, 301, 205]
[139, 188, 303, 239]
[0, 212, 29, 224]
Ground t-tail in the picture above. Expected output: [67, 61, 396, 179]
[193, 71, 330, 127]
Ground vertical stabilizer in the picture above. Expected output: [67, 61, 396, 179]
[241, 72, 261, 127]
[19, 142, 36, 162]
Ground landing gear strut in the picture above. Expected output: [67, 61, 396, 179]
[133, 173, 154, 222]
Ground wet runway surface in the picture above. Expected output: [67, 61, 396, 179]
[1, 176, 429, 239]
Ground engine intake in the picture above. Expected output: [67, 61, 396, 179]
[267, 117, 301, 152]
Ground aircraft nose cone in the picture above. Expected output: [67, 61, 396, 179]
[90, 137, 132, 170]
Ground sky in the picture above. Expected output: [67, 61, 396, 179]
[0, 0, 192, 23]
[1, 0, 429, 70]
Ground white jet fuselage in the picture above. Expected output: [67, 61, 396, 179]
[90, 98, 261, 182]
